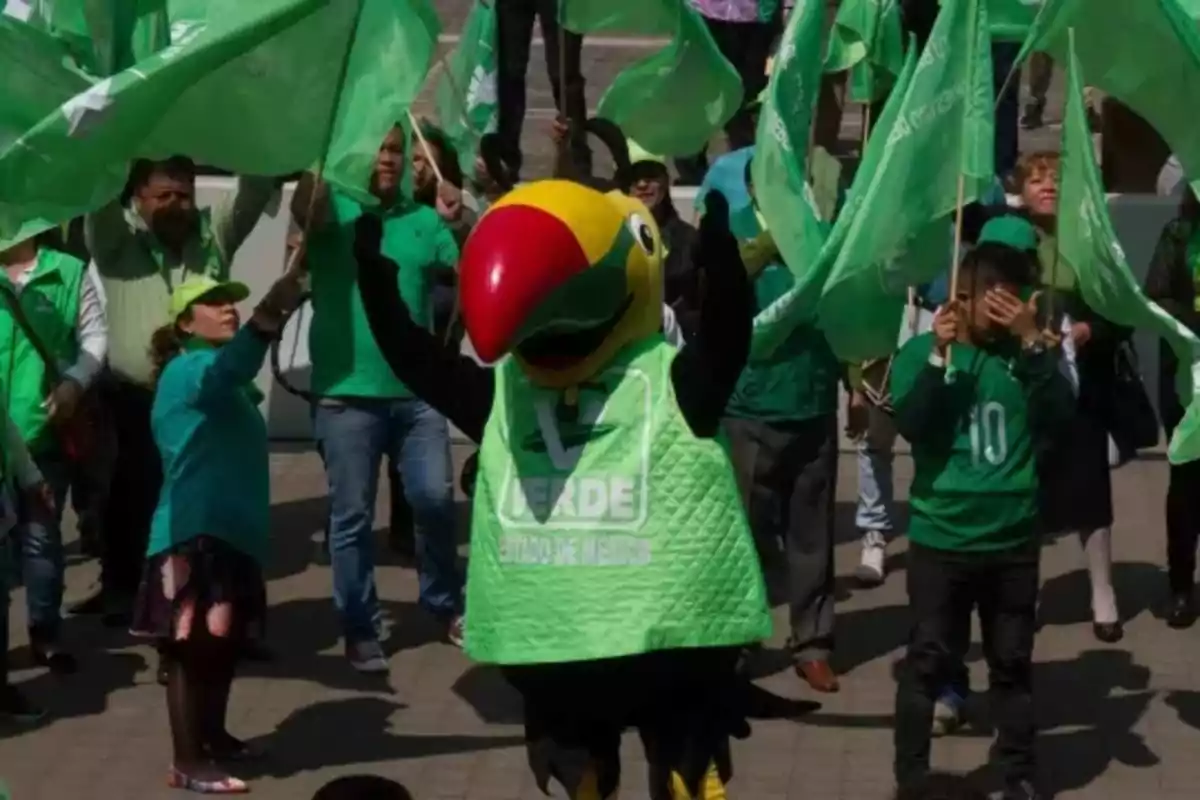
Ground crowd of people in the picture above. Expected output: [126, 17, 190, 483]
[1, 1, 1197, 799]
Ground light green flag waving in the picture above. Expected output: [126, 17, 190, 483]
[748, 26, 920, 359]
[0, 0, 440, 246]
[434, 0, 499, 177]
[0, 14, 93, 247]
[1057, 31, 1200, 464]
[561, 0, 742, 157]
[816, 0, 995, 363]
[26, 0, 170, 76]
[1018, 0, 1200, 201]
[747, 0, 828, 355]
[824, 0, 906, 104]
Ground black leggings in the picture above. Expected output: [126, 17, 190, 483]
[163, 633, 241, 767]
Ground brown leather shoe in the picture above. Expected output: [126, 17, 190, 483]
[795, 659, 840, 693]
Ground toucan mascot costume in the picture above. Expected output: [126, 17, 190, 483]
[353, 179, 771, 800]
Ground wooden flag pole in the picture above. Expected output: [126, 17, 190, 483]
[861, 103, 872, 151]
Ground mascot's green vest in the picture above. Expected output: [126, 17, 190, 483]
[465, 336, 772, 665]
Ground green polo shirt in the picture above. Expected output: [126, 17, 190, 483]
[307, 191, 459, 399]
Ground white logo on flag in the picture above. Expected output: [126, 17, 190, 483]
[3, 0, 32, 21]
[62, 79, 114, 137]
[467, 65, 497, 112]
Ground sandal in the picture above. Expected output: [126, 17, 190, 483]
[167, 765, 249, 794]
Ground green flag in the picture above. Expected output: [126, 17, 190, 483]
[561, 0, 742, 156]
[753, 0, 826, 283]
[816, 0, 995, 363]
[1018, 0, 1200, 202]
[824, 0, 906, 104]
[988, 0, 1045, 41]
[0, 14, 93, 247]
[1057, 30, 1200, 463]
[322, 0, 441, 202]
[0, 0, 440, 245]
[434, 0, 498, 177]
[26, 0, 170, 75]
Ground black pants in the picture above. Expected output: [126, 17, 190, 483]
[496, 0, 589, 179]
[724, 415, 837, 660]
[1162, 387, 1199, 594]
[100, 378, 163, 598]
[674, 16, 779, 185]
[894, 542, 1039, 788]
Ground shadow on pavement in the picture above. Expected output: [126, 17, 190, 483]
[239, 597, 447, 693]
[1037, 560, 1164, 628]
[0, 650, 147, 741]
[797, 649, 1156, 798]
[242, 696, 523, 779]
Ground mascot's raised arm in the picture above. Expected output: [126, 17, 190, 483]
[353, 176, 772, 800]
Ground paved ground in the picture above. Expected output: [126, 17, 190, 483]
[1, 447, 1197, 800]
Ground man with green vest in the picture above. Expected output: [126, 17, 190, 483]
[78, 157, 278, 626]
[0, 233, 108, 674]
[291, 125, 464, 673]
[715, 148, 844, 694]
[352, 176, 772, 800]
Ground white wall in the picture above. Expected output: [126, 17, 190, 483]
[198, 179, 1180, 443]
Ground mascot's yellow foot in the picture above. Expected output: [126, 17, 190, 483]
[669, 765, 727, 800]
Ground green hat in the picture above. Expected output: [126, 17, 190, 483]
[169, 276, 251, 321]
[978, 215, 1038, 252]
[626, 139, 666, 167]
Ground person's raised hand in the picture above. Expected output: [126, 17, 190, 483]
[985, 288, 1041, 346]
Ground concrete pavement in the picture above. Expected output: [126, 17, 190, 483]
[1, 448, 1197, 800]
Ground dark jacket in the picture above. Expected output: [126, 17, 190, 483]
[659, 205, 701, 340]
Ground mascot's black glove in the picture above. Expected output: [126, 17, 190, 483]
[354, 212, 386, 269]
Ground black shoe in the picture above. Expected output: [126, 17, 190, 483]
[67, 589, 107, 616]
[31, 640, 78, 674]
[1021, 101, 1045, 130]
[0, 685, 45, 723]
[1167, 593, 1197, 629]
[1092, 621, 1124, 643]
[1003, 779, 1049, 800]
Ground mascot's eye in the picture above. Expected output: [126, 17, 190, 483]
[627, 213, 656, 255]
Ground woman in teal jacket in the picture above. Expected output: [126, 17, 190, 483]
[130, 268, 303, 794]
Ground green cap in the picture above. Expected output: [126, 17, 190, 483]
[169, 276, 251, 321]
[978, 215, 1038, 252]
[626, 139, 666, 167]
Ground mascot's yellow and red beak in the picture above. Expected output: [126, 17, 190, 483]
[458, 180, 664, 389]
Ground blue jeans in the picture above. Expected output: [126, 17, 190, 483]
[855, 406, 898, 536]
[18, 453, 70, 641]
[314, 398, 462, 643]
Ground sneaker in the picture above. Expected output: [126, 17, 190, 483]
[0, 685, 45, 723]
[446, 614, 465, 649]
[931, 690, 964, 737]
[855, 531, 887, 587]
[346, 639, 389, 674]
[1021, 101, 1045, 130]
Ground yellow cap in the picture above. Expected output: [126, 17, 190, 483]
[169, 276, 251, 321]
[627, 139, 666, 167]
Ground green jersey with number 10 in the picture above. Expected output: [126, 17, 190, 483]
[890, 333, 1040, 552]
